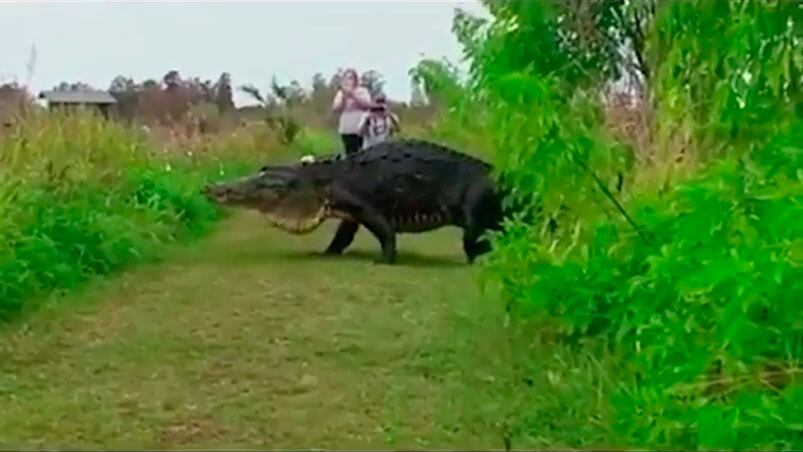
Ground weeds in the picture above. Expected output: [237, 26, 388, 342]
[0, 109, 261, 320]
[424, 0, 802, 449]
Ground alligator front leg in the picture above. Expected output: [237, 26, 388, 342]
[324, 220, 359, 255]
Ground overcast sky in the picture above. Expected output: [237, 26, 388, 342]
[0, 1, 488, 106]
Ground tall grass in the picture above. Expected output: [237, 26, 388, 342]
[0, 109, 265, 320]
[423, 1, 802, 449]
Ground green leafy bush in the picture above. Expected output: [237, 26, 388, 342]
[0, 110, 256, 320]
[488, 128, 802, 449]
[429, 0, 802, 448]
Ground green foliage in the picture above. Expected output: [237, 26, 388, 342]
[409, 57, 465, 106]
[406, 60, 490, 159]
[460, 1, 655, 93]
[265, 114, 301, 145]
[425, 0, 803, 449]
[0, 110, 254, 320]
[609, 130, 802, 449]
[285, 127, 341, 158]
[648, 0, 802, 158]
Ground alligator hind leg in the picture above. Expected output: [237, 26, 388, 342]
[359, 212, 397, 264]
[462, 183, 503, 264]
[324, 220, 359, 255]
[463, 226, 492, 263]
[328, 186, 397, 264]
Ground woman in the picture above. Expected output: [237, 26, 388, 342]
[331, 68, 373, 154]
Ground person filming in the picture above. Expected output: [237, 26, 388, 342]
[331, 68, 373, 154]
[358, 93, 400, 150]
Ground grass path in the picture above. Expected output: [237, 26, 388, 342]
[0, 211, 517, 449]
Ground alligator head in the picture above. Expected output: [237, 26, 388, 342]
[203, 164, 329, 234]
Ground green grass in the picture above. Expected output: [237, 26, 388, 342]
[0, 211, 613, 449]
[0, 111, 616, 449]
[0, 110, 268, 320]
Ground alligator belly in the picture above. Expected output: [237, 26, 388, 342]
[392, 213, 450, 233]
[328, 209, 356, 222]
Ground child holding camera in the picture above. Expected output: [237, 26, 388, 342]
[357, 93, 400, 150]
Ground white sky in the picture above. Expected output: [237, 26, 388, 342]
[0, 0, 489, 106]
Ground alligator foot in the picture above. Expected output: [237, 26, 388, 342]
[463, 231, 492, 264]
[374, 250, 397, 265]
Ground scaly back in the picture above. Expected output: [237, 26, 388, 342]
[301, 138, 493, 173]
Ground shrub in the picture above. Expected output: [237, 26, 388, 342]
[0, 109, 258, 320]
[430, 0, 802, 448]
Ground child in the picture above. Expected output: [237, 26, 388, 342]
[358, 93, 400, 149]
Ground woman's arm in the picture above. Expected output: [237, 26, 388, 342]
[349, 87, 374, 110]
[331, 89, 345, 113]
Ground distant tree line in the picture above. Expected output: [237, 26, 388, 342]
[1, 65, 444, 136]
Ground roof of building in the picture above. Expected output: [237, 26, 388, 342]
[38, 90, 117, 104]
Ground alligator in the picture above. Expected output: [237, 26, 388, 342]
[202, 138, 505, 264]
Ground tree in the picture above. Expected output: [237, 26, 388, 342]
[238, 79, 302, 145]
[408, 58, 463, 108]
[214, 72, 234, 113]
[108, 75, 139, 122]
[0, 82, 31, 119]
[162, 70, 181, 91]
[109, 75, 136, 93]
[184, 76, 215, 103]
[53, 81, 94, 91]
[328, 68, 344, 90]
[268, 76, 306, 107]
[311, 72, 327, 96]
[158, 70, 194, 124]
[239, 83, 270, 107]
[285, 80, 306, 106]
[360, 69, 385, 98]
[455, 0, 657, 97]
[410, 79, 428, 107]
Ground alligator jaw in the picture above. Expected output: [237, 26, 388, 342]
[259, 200, 333, 235]
[261, 209, 324, 235]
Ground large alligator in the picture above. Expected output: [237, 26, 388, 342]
[202, 138, 504, 264]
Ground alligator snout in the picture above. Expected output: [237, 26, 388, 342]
[202, 184, 230, 202]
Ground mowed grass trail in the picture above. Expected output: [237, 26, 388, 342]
[0, 210, 516, 449]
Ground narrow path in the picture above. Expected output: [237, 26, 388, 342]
[0, 211, 508, 449]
